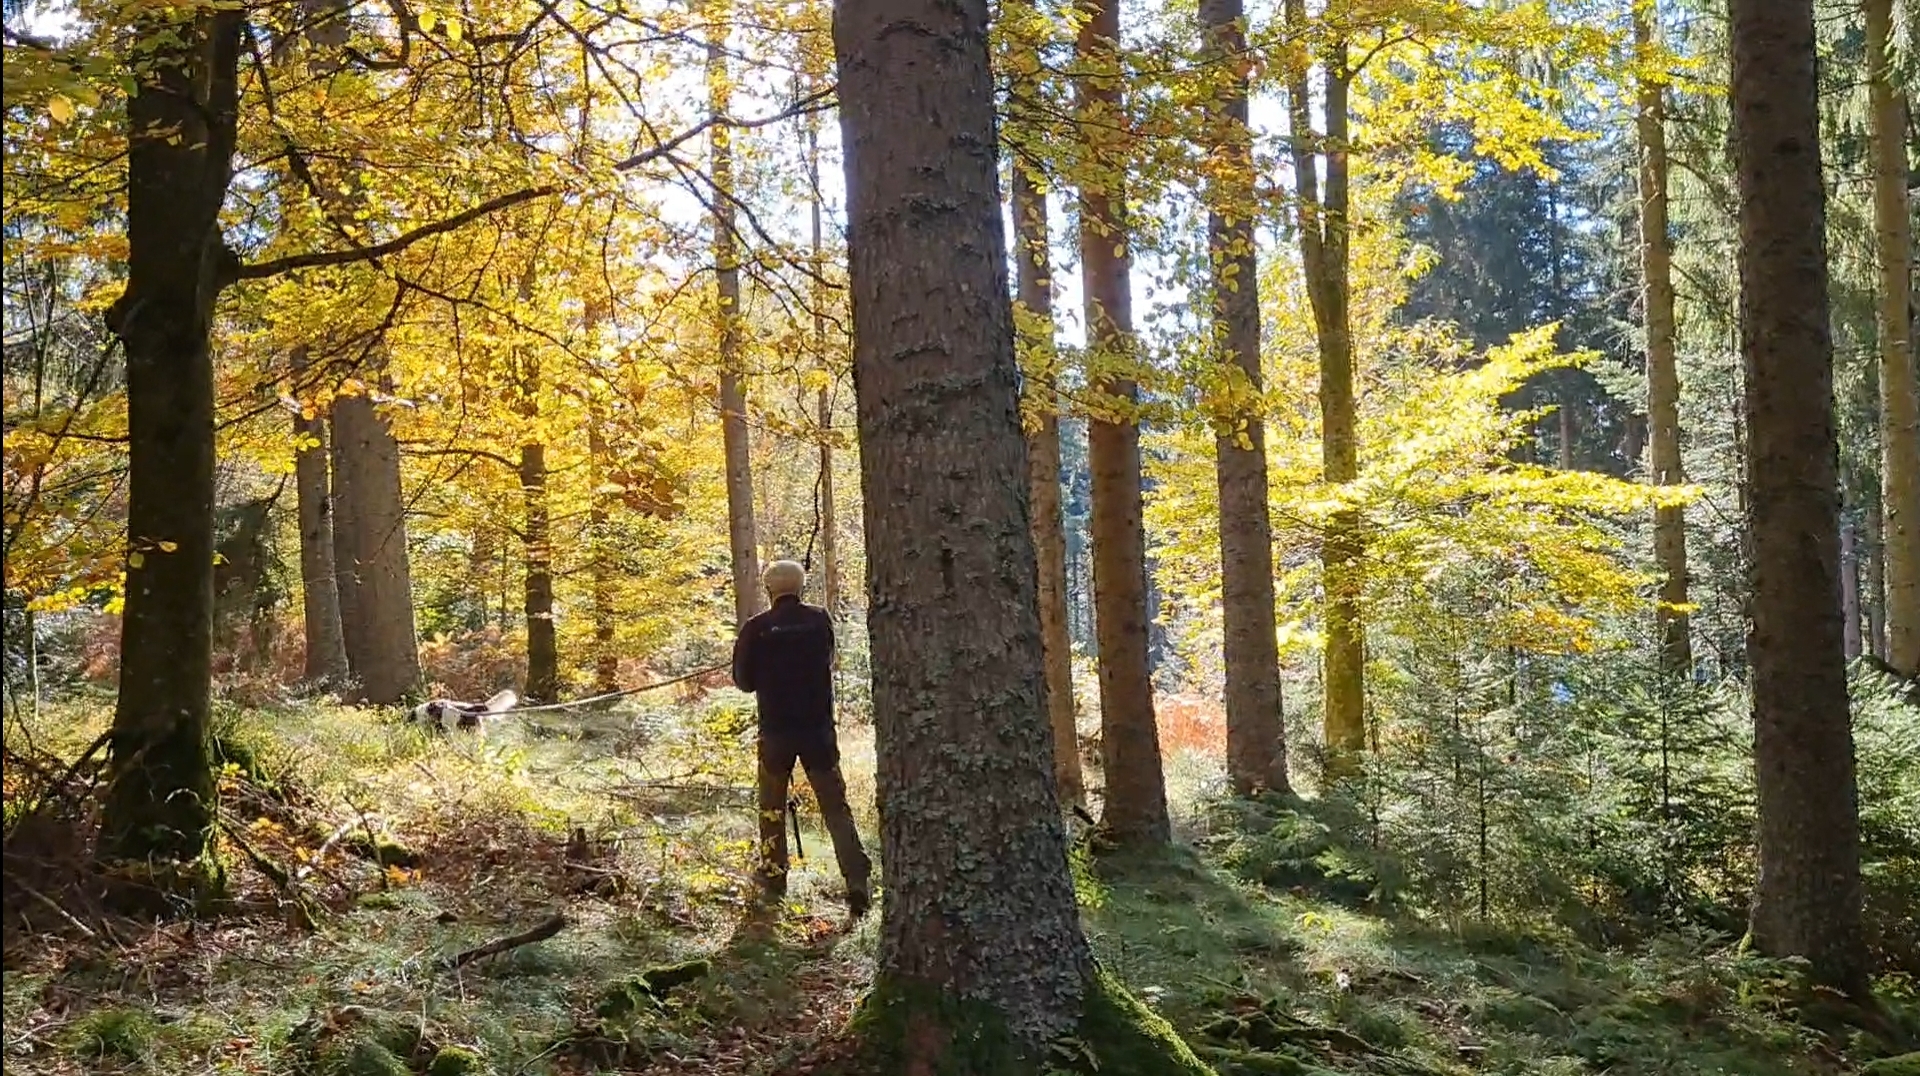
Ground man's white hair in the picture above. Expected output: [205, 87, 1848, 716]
[762, 559, 806, 599]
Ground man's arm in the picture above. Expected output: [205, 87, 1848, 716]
[731, 620, 756, 693]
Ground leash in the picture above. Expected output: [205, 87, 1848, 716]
[499, 662, 729, 715]
[788, 796, 805, 860]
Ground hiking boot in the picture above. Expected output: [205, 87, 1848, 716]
[846, 886, 871, 920]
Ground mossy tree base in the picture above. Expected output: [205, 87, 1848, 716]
[819, 967, 1212, 1076]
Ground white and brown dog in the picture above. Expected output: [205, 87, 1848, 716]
[409, 689, 519, 733]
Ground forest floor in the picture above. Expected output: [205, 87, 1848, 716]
[2, 691, 1913, 1076]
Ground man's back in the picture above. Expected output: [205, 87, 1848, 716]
[732, 595, 835, 736]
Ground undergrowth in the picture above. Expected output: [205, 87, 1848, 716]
[2, 693, 1913, 1076]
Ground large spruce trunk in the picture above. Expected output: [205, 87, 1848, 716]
[1635, 10, 1692, 675]
[291, 349, 350, 687]
[98, 8, 242, 888]
[1865, 0, 1919, 675]
[830, 6, 1209, 1069]
[1076, 0, 1170, 845]
[1202, 0, 1288, 797]
[330, 388, 423, 704]
[1013, 157, 1087, 808]
[1729, 0, 1868, 996]
[708, 0, 761, 627]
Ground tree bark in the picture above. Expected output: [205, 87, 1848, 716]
[1285, 0, 1366, 774]
[1202, 0, 1288, 798]
[519, 437, 557, 702]
[1866, 0, 1919, 675]
[587, 405, 619, 694]
[330, 387, 422, 704]
[1867, 500, 1889, 660]
[1841, 510, 1862, 661]
[1635, 9, 1692, 676]
[805, 76, 840, 614]
[1729, 0, 1868, 995]
[708, 0, 761, 628]
[1076, 0, 1170, 846]
[1013, 153, 1087, 809]
[291, 349, 350, 687]
[513, 259, 558, 704]
[831, 6, 1208, 1068]
[98, 6, 241, 888]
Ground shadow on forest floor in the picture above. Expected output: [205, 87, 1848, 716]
[2, 697, 1913, 1076]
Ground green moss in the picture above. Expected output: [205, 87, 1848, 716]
[594, 959, 712, 1021]
[824, 965, 1211, 1076]
[314, 1039, 410, 1076]
[68, 1005, 160, 1063]
[1864, 1053, 1920, 1076]
[426, 1044, 486, 1076]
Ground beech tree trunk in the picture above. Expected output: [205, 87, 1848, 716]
[708, 0, 761, 628]
[513, 265, 558, 703]
[1013, 155, 1087, 808]
[1841, 511, 1863, 660]
[1635, 10, 1692, 675]
[1203, 0, 1288, 798]
[98, 7, 242, 885]
[806, 85, 840, 613]
[330, 388, 422, 704]
[292, 349, 350, 687]
[519, 437, 557, 702]
[1866, 0, 1919, 675]
[1285, 0, 1365, 774]
[1729, 0, 1868, 995]
[1076, 0, 1170, 845]
[1867, 503, 1889, 660]
[831, 6, 1207, 1068]
[588, 409, 619, 694]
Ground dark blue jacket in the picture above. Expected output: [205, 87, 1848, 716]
[731, 595, 836, 738]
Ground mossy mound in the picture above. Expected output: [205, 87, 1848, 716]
[592, 958, 713, 1021]
[425, 1044, 487, 1076]
[821, 965, 1212, 1076]
[1864, 1053, 1920, 1076]
[294, 1005, 428, 1076]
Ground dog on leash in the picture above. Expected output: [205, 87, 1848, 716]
[409, 689, 519, 733]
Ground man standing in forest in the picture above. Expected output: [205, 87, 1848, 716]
[731, 559, 872, 918]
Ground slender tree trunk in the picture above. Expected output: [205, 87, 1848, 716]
[1866, 0, 1919, 675]
[1013, 154, 1087, 808]
[832, 5, 1207, 1067]
[330, 386, 422, 704]
[1285, 0, 1365, 773]
[1202, 0, 1288, 798]
[805, 80, 840, 613]
[1841, 510, 1863, 660]
[708, 0, 761, 628]
[292, 349, 349, 687]
[1636, 10, 1693, 675]
[513, 256, 558, 703]
[1729, 0, 1868, 996]
[587, 406, 619, 694]
[1867, 500, 1889, 660]
[519, 435, 557, 702]
[98, 7, 241, 888]
[1077, 0, 1170, 845]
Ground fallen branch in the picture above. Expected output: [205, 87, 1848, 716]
[16, 882, 97, 940]
[440, 912, 568, 972]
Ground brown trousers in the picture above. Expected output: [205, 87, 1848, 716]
[755, 732, 871, 898]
